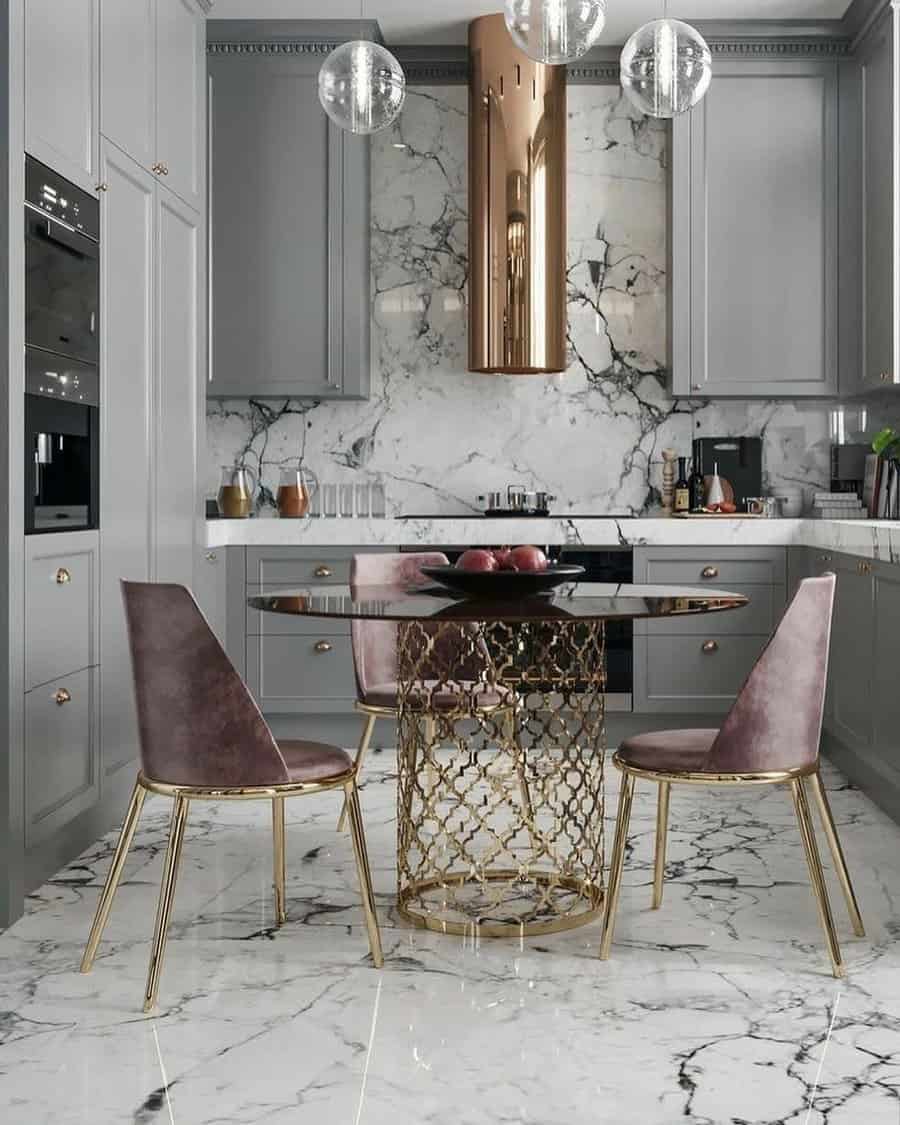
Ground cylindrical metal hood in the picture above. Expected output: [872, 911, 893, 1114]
[468, 13, 567, 375]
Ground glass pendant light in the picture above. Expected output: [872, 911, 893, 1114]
[318, 4, 406, 135]
[504, 0, 607, 65]
[619, 6, 711, 119]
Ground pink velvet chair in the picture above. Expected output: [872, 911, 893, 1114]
[600, 573, 864, 977]
[338, 552, 509, 830]
[80, 582, 383, 1012]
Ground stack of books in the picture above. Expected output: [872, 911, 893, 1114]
[810, 492, 868, 520]
[862, 455, 900, 519]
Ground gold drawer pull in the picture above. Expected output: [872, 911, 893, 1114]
[881, 372, 892, 383]
[55, 567, 72, 585]
[54, 688, 72, 705]
[701, 640, 719, 654]
[313, 565, 332, 578]
[314, 641, 333, 654]
[858, 560, 872, 576]
[701, 566, 719, 579]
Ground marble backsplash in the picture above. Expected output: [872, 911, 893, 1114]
[206, 85, 832, 516]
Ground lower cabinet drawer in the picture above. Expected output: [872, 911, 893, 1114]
[25, 534, 98, 690]
[246, 634, 357, 714]
[634, 634, 767, 714]
[636, 547, 786, 588]
[25, 667, 99, 847]
[246, 597, 351, 638]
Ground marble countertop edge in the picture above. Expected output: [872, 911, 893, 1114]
[204, 516, 900, 563]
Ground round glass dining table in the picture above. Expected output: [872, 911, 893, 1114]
[249, 582, 748, 938]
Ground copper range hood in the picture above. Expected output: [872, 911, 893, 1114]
[468, 13, 567, 375]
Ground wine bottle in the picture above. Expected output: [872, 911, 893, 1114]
[690, 461, 706, 512]
[674, 457, 691, 514]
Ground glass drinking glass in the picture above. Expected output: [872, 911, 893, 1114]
[322, 483, 338, 519]
[355, 482, 371, 518]
[339, 483, 355, 518]
[371, 482, 386, 518]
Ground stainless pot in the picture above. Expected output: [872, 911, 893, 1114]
[478, 485, 557, 513]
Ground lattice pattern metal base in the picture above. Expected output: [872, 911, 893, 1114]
[396, 619, 606, 936]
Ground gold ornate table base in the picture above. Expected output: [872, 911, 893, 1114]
[396, 619, 606, 937]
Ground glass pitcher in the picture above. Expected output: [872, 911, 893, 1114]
[217, 464, 256, 519]
[276, 464, 315, 519]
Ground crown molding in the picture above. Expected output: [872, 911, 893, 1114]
[206, 18, 383, 54]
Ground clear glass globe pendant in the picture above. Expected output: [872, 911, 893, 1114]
[318, 39, 406, 135]
[504, 0, 607, 65]
[620, 18, 712, 119]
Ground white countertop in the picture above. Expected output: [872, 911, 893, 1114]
[205, 515, 900, 563]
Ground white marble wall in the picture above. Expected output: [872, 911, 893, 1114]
[206, 85, 831, 516]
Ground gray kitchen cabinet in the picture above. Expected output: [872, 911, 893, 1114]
[25, 668, 99, 849]
[100, 0, 155, 172]
[193, 546, 228, 646]
[154, 185, 201, 589]
[857, 5, 899, 391]
[671, 59, 838, 398]
[871, 561, 900, 784]
[207, 24, 370, 400]
[824, 554, 874, 753]
[25, 0, 99, 194]
[99, 141, 155, 779]
[633, 547, 786, 713]
[156, 0, 206, 212]
[25, 532, 99, 693]
[101, 0, 206, 211]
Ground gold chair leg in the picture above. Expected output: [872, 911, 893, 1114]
[343, 780, 384, 968]
[807, 770, 865, 938]
[338, 711, 378, 832]
[790, 779, 844, 979]
[599, 773, 636, 961]
[272, 797, 287, 926]
[80, 779, 146, 973]
[144, 796, 190, 1012]
[652, 781, 670, 910]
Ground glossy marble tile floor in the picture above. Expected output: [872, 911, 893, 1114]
[2, 754, 898, 1124]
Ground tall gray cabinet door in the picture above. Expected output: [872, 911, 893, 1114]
[671, 60, 838, 398]
[156, 0, 206, 211]
[858, 11, 898, 389]
[99, 142, 154, 779]
[872, 564, 900, 783]
[25, 0, 99, 193]
[100, 0, 155, 171]
[207, 48, 370, 400]
[825, 558, 874, 753]
[155, 186, 200, 590]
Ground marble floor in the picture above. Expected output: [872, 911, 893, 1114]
[2, 752, 899, 1124]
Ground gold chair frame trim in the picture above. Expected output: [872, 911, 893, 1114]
[599, 754, 866, 979]
[81, 768, 383, 1013]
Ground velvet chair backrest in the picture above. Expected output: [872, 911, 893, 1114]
[121, 581, 290, 787]
[349, 552, 452, 700]
[707, 573, 836, 773]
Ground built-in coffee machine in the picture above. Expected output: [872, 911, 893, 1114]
[24, 156, 100, 534]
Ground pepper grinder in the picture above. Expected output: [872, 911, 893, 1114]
[707, 461, 726, 509]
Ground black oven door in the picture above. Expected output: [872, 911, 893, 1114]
[25, 207, 99, 364]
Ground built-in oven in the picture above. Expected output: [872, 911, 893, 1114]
[24, 155, 100, 534]
[402, 545, 634, 711]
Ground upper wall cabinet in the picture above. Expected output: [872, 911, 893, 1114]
[671, 60, 839, 398]
[101, 0, 205, 212]
[207, 32, 370, 400]
[25, 0, 100, 194]
[856, 4, 899, 392]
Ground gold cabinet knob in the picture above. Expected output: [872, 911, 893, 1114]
[701, 566, 719, 579]
[314, 641, 333, 654]
[54, 688, 72, 705]
[692, 383, 702, 390]
[95, 182, 108, 192]
[55, 567, 71, 584]
[881, 372, 892, 383]
[313, 565, 332, 578]
[151, 162, 161, 174]
[701, 640, 719, 654]
[160, 163, 169, 175]
[204, 551, 217, 563]
[858, 560, 872, 575]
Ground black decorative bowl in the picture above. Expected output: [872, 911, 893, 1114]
[419, 564, 585, 597]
